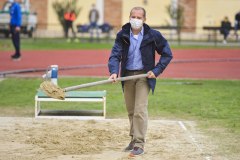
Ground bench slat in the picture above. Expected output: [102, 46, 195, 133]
[37, 90, 106, 98]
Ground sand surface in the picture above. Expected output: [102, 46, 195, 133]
[0, 117, 214, 160]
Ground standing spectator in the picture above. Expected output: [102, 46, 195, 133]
[108, 7, 173, 157]
[9, 0, 22, 61]
[88, 4, 99, 42]
[234, 11, 240, 40]
[64, 9, 79, 43]
[220, 16, 232, 44]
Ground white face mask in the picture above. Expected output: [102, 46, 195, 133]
[130, 18, 143, 30]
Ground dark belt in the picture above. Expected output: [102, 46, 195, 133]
[125, 70, 145, 75]
[126, 69, 144, 72]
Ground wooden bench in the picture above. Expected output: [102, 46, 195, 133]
[76, 24, 114, 42]
[150, 26, 182, 43]
[203, 26, 238, 44]
[35, 90, 106, 120]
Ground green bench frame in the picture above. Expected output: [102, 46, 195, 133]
[35, 90, 106, 119]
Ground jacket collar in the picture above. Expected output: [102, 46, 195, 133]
[121, 23, 153, 46]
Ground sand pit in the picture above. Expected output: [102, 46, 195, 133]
[0, 117, 214, 160]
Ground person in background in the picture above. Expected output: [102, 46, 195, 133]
[9, 0, 22, 61]
[64, 9, 79, 43]
[108, 7, 173, 157]
[88, 4, 99, 42]
[220, 16, 232, 44]
[234, 11, 240, 40]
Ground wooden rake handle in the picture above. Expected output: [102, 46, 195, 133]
[64, 73, 148, 92]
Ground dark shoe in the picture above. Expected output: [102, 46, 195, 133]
[11, 54, 16, 58]
[123, 141, 135, 152]
[129, 147, 144, 157]
[11, 54, 21, 61]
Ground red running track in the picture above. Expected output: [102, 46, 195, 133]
[1, 49, 240, 79]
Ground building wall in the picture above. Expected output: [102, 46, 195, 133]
[47, 0, 96, 31]
[196, 0, 240, 33]
[122, 0, 171, 26]
[30, 0, 48, 29]
[1, 0, 240, 37]
[0, 1, 5, 8]
[104, 0, 122, 28]
[49, 0, 173, 35]
[179, 0, 196, 32]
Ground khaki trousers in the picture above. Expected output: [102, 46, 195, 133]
[124, 70, 150, 148]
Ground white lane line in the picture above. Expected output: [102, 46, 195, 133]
[178, 121, 211, 160]
[178, 120, 187, 131]
[205, 156, 211, 160]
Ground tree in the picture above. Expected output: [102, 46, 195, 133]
[166, 3, 184, 44]
[52, 0, 81, 36]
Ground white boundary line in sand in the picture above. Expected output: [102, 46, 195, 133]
[178, 121, 212, 160]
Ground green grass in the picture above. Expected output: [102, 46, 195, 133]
[0, 77, 239, 133]
[0, 38, 113, 50]
[1, 38, 239, 51]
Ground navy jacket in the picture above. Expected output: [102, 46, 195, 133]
[10, 2, 22, 27]
[108, 23, 173, 92]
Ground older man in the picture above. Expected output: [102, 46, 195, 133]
[108, 7, 173, 157]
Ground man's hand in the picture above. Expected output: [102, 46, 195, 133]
[147, 71, 156, 78]
[108, 73, 117, 82]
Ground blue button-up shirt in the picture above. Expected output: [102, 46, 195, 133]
[10, 2, 22, 27]
[126, 28, 144, 70]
